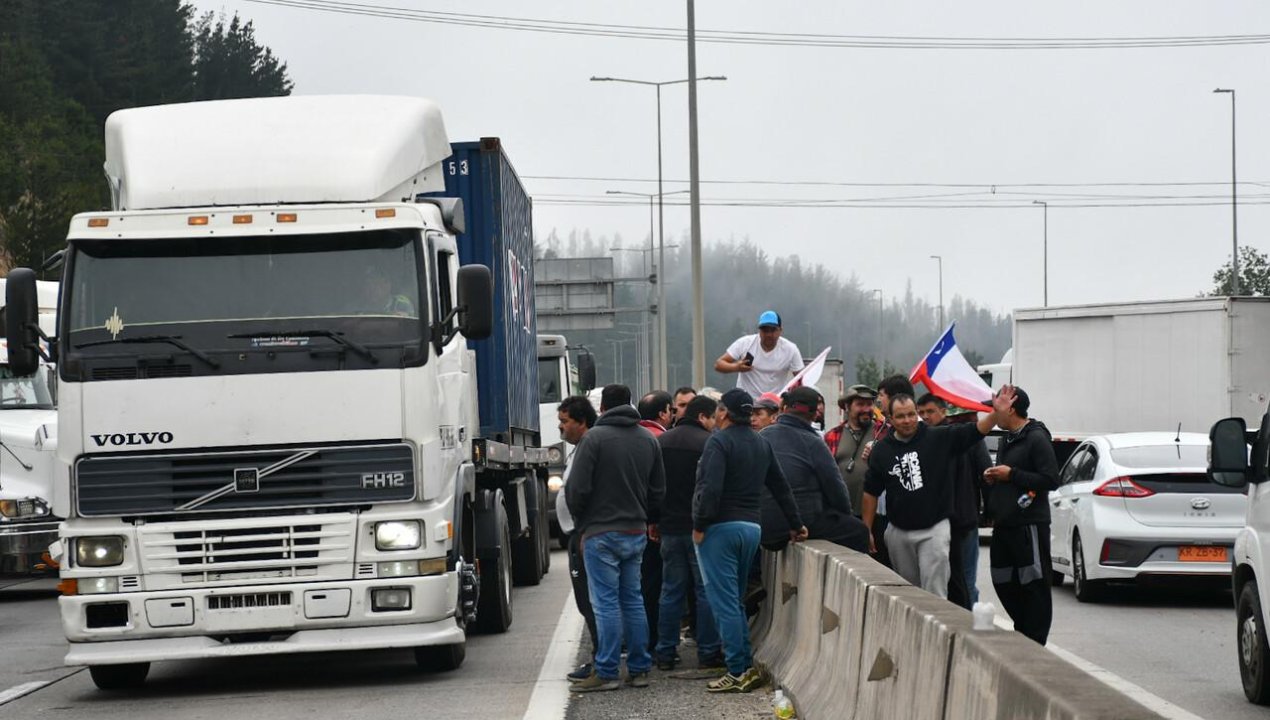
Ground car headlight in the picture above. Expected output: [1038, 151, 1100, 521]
[547, 475, 564, 492]
[547, 446, 564, 464]
[0, 498, 50, 519]
[75, 536, 126, 567]
[375, 520, 422, 550]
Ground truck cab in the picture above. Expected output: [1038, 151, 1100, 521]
[0, 279, 60, 576]
[4, 96, 549, 690]
[536, 334, 595, 537]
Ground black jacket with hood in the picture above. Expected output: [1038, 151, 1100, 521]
[983, 419, 1059, 527]
[565, 405, 666, 537]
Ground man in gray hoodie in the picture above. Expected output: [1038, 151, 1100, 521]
[566, 384, 667, 691]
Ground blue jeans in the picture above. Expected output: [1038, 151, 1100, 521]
[656, 533, 721, 663]
[583, 531, 652, 679]
[962, 528, 980, 604]
[695, 521, 760, 676]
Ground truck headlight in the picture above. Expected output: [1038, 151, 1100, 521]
[75, 537, 126, 568]
[375, 521, 421, 550]
[547, 475, 564, 492]
[0, 498, 50, 519]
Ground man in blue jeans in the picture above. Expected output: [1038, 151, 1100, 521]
[565, 384, 666, 692]
[655, 394, 724, 672]
[693, 388, 806, 693]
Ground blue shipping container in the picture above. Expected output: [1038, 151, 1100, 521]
[430, 138, 539, 443]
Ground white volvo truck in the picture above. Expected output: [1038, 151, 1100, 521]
[5, 96, 552, 689]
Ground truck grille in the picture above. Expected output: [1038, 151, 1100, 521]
[208, 592, 293, 610]
[75, 443, 414, 517]
[139, 514, 355, 587]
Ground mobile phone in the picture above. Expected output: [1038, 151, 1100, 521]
[743, 352, 755, 366]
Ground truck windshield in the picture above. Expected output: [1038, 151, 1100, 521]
[0, 366, 54, 409]
[63, 229, 426, 378]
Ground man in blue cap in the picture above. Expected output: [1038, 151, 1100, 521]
[714, 310, 804, 397]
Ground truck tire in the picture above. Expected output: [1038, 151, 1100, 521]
[89, 663, 150, 690]
[415, 641, 466, 672]
[512, 479, 546, 587]
[472, 499, 513, 634]
[1238, 581, 1270, 704]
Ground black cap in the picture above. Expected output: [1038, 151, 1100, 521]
[720, 388, 754, 418]
[783, 386, 821, 412]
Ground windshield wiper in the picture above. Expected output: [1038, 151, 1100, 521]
[227, 329, 379, 365]
[76, 335, 220, 369]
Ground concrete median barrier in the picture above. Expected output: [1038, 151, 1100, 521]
[753, 543, 803, 679]
[775, 541, 835, 698]
[749, 546, 780, 650]
[945, 628, 1164, 720]
[794, 547, 908, 720]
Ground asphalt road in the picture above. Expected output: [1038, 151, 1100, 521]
[0, 554, 574, 719]
[975, 545, 1259, 720]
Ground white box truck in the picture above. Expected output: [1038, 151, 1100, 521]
[5, 96, 554, 689]
[1012, 298, 1270, 460]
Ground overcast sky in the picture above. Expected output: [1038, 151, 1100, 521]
[192, 1, 1269, 315]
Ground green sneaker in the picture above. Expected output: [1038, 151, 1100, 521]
[625, 671, 650, 688]
[706, 666, 763, 693]
[571, 674, 621, 693]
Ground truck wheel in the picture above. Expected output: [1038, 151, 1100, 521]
[512, 480, 546, 587]
[89, 663, 150, 690]
[1238, 581, 1270, 704]
[415, 641, 466, 672]
[1072, 534, 1105, 603]
[472, 501, 513, 634]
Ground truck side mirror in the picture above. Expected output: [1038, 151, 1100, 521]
[456, 264, 492, 341]
[5, 268, 41, 377]
[577, 352, 597, 392]
[1209, 416, 1251, 487]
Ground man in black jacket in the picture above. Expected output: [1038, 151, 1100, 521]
[917, 394, 991, 609]
[861, 389, 1012, 598]
[693, 389, 806, 693]
[982, 387, 1059, 645]
[566, 384, 667, 691]
[760, 386, 870, 553]
[654, 395, 723, 672]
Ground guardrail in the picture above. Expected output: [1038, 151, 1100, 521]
[752, 540, 1167, 720]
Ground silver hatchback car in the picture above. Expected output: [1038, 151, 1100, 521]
[1049, 432, 1246, 602]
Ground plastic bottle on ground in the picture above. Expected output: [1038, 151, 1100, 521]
[773, 688, 795, 719]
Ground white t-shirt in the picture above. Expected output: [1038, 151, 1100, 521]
[726, 334, 804, 397]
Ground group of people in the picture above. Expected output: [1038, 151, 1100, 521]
[555, 309, 1061, 696]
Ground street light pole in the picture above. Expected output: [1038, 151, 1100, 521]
[872, 288, 883, 357]
[929, 255, 944, 330]
[1032, 200, 1048, 306]
[590, 74, 726, 388]
[687, 0, 705, 388]
[1214, 88, 1239, 295]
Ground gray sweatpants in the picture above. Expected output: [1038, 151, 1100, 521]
[884, 519, 951, 598]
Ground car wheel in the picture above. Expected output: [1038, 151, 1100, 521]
[1238, 581, 1270, 704]
[1072, 534, 1106, 603]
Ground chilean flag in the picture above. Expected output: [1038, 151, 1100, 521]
[910, 324, 993, 412]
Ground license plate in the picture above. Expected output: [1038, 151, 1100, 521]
[1178, 546, 1228, 563]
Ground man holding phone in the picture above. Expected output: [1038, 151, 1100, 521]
[714, 310, 804, 397]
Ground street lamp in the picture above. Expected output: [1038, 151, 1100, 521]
[929, 255, 944, 330]
[1214, 88, 1239, 295]
[590, 73, 726, 389]
[1032, 200, 1048, 306]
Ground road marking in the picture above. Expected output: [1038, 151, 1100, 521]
[991, 614, 1204, 720]
[0, 681, 49, 707]
[521, 590, 584, 720]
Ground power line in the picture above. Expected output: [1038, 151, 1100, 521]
[245, 0, 1270, 50]
[534, 195, 1270, 210]
[522, 174, 1270, 190]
